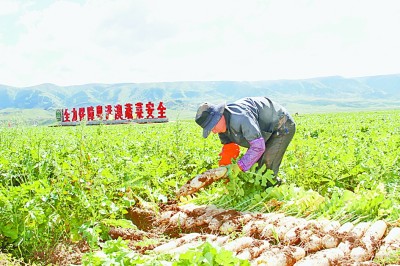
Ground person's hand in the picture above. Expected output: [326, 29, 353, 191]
[219, 143, 240, 166]
[227, 163, 242, 178]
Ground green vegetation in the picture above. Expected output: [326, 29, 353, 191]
[0, 108, 54, 126]
[0, 109, 399, 264]
[0, 252, 27, 265]
[81, 239, 249, 266]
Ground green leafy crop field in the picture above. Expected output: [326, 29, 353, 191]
[0, 110, 399, 265]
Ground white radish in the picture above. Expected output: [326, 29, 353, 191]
[322, 220, 341, 234]
[351, 222, 371, 238]
[260, 224, 277, 240]
[374, 227, 400, 260]
[275, 224, 293, 240]
[208, 217, 222, 231]
[299, 229, 313, 243]
[276, 216, 300, 239]
[317, 219, 331, 230]
[284, 227, 299, 245]
[222, 236, 254, 254]
[203, 205, 218, 212]
[304, 234, 323, 252]
[280, 246, 306, 262]
[153, 239, 180, 253]
[169, 241, 204, 255]
[196, 207, 221, 225]
[305, 219, 321, 231]
[169, 211, 188, 226]
[336, 221, 371, 260]
[337, 222, 354, 236]
[184, 217, 196, 228]
[154, 233, 201, 253]
[243, 220, 270, 236]
[283, 219, 308, 245]
[294, 257, 329, 266]
[260, 213, 285, 223]
[350, 246, 369, 262]
[213, 235, 230, 246]
[204, 206, 224, 217]
[276, 216, 298, 226]
[295, 248, 344, 265]
[375, 245, 400, 261]
[236, 249, 252, 260]
[251, 240, 270, 258]
[219, 220, 237, 234]
[203, 234, 218, 243]
[236, 213, 253, 225]
[188, 178, 203, 189]
[254, 250, 290, 266]
[178, 203, 206, 212]
[159, 210, 175, 222]
[291, 246, 306, 261]
[177, 167, 228, 196]
[322, 234, 339, 249]
[314, 248, 344, 260]
[198, 211, 216, 221]
[382, 227, 400, 244]
[338, 241, 352, 255]
[242, 220, 255, 236]
[361, 220, 387, 252]
[180, 233, 201, 243]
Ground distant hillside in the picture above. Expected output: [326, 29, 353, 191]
[1, 74, 399, 123]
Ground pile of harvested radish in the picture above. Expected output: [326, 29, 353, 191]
[177, 167, 228, 197]
[124, 203, 400, 265]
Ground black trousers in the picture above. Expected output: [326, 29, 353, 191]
[257, 114, 296, 177]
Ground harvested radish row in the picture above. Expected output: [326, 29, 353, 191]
[125, 203, 399, 264]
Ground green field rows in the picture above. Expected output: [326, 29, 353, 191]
[0, 110, 399, 264]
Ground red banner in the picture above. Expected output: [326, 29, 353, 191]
[60, 101, 167, 125]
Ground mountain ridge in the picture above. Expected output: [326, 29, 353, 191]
[1, 74, 399, 116]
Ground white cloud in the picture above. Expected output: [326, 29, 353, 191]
[0, 0, 399, 86]
[0, 0, 20, 15]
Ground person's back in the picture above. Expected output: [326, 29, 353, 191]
[226, 97, 290, 137]
[195, 96, 295, 182]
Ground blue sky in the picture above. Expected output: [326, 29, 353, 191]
[1, 0, 399, 87]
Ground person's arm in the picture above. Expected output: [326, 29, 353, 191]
[237, 137, 265, 172]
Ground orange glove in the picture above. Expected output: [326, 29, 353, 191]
[219, 143, 240, 166]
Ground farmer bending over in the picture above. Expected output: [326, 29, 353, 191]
[195, 96, 296, 185]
